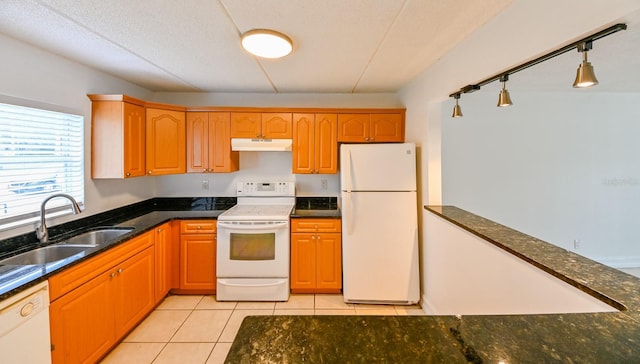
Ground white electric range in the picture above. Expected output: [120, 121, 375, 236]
[216, 181, 295, 301]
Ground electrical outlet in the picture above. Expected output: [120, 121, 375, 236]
[202, 179, 209, 190]
[321, 179, 328, 190]
[573, 239, 580, 249]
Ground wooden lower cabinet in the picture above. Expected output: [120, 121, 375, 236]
[154, 222, 173, 303]
[290, 218, 342, 293]
[179, 220, 216, 293]
[49, 232, 155, 364]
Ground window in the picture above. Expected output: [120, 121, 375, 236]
[0, 102, 84, 229]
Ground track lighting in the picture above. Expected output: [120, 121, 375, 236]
[573, 41, 599, 88]
[497, 75, 513, 107]
[448, 23, 626, 118]
[452, 94, 463, 118]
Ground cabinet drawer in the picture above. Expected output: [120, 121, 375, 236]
[49, 232, 154, 301]
[180, 220, 216, 234]
[291, 218, 341, 233]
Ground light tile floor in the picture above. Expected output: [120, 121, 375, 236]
[100, 294, 424, 364]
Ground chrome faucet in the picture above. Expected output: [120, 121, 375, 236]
[36, 193, 82, 244]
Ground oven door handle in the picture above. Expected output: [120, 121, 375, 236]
[219, 279, 287, 288]
[217, 221, 289, 230]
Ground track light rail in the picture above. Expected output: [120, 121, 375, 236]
[448, 23, 627, 98]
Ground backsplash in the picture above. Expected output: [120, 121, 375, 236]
[295, 197, 338, 210]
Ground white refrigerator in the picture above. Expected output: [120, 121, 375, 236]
[340, 142, 420, 304]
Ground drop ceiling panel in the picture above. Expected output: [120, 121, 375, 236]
[0, 0, 518, 93]
[356, 0, 513, 92]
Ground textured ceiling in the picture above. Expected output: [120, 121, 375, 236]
[0, 0, 512, 93]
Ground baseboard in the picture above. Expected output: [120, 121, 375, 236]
[420, 294, 439, 315]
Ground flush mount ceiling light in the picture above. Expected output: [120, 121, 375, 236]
[573, 41, 599, 88]
[241, 29, 293, 59]
[497, 74, 513, 107]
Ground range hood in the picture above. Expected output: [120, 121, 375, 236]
[231, 138, 292, 152]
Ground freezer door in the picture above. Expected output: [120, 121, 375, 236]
[341, 190, 420, 304]
[340, 143, 416, 192]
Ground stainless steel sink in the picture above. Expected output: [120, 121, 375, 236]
[59, 227, 134, 247]
[0, 245, 89, 265]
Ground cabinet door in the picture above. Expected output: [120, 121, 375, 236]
[146, 108, 186, 175]
[316, 233, 342, 292]
[314, 113, 338, 174]
[230, 112, 261, 138]
[180, 234, 216, 291]
[186, 112, 210, 173]
[290, 233, 316, 292]
[50, 271, 115, 364]
[370, 113, 404, 142]
[210, 112, 239, 172]
[292, 113, 315, 174]
[114, 245, 156, 338]
[123, 102, 146, 177]
[155, 222, 172, 303]
[337, 114, 370, 142]
[262, 112, 292, 139]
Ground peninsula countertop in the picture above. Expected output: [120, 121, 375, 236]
[225, 205, 640, 363]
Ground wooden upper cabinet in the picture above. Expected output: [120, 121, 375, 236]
[292, 113, 337, 174]
[210, 112, 240, 172]
[186, 112, 239, 173]
[146, 107, 186, 175]
[89, 95, 146, 179]
[262, 113, 292, 138]
[337, 112, 405, 142]
[370, 113, 404, 142]
[230, 112, 292, 139]
[337, 114, 370, 143]
[230, 112, 261, 138]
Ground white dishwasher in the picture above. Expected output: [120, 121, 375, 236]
[0, 281, 51, 364]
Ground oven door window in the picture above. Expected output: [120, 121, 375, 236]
[229, 232, 275, 261]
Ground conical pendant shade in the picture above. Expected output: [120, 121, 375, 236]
[497, 88, 513, 107]
[452, 102, 463, 118]
[573, 61, 599, 88]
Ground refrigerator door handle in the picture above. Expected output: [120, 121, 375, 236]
[345, 148, 352, 193]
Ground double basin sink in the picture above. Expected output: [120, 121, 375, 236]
[0, 227, 134, 266]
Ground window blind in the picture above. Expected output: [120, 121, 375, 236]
[0, 102, 84, 229]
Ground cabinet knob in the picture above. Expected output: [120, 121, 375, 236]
[117, 268, 123, 274]
[364, 137, 369, 141]
[110, 272, 117, 278]
[148, 171, 153, 175]
[203, 168, 207, 172]
[126, 172, 131, 177]
[157, 228, 163, 232]
[370, 137, 375, 141]
[196, 225, 201, 229]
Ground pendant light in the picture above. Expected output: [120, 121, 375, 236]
[573, 41, 598, 88]
[452, 94, 463, 118]
[241, 29, 293, 59]
[497, 74, 513, 107]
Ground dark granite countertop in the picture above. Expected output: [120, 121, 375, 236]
[0, 197, 234, 300]
[225, 205, 640, 363]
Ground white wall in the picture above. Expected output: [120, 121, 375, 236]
[441, 90, 640, 266]
[0, 33, 156, 239]
[398, 0, 640, 302]
[423, 211, 617, 315]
